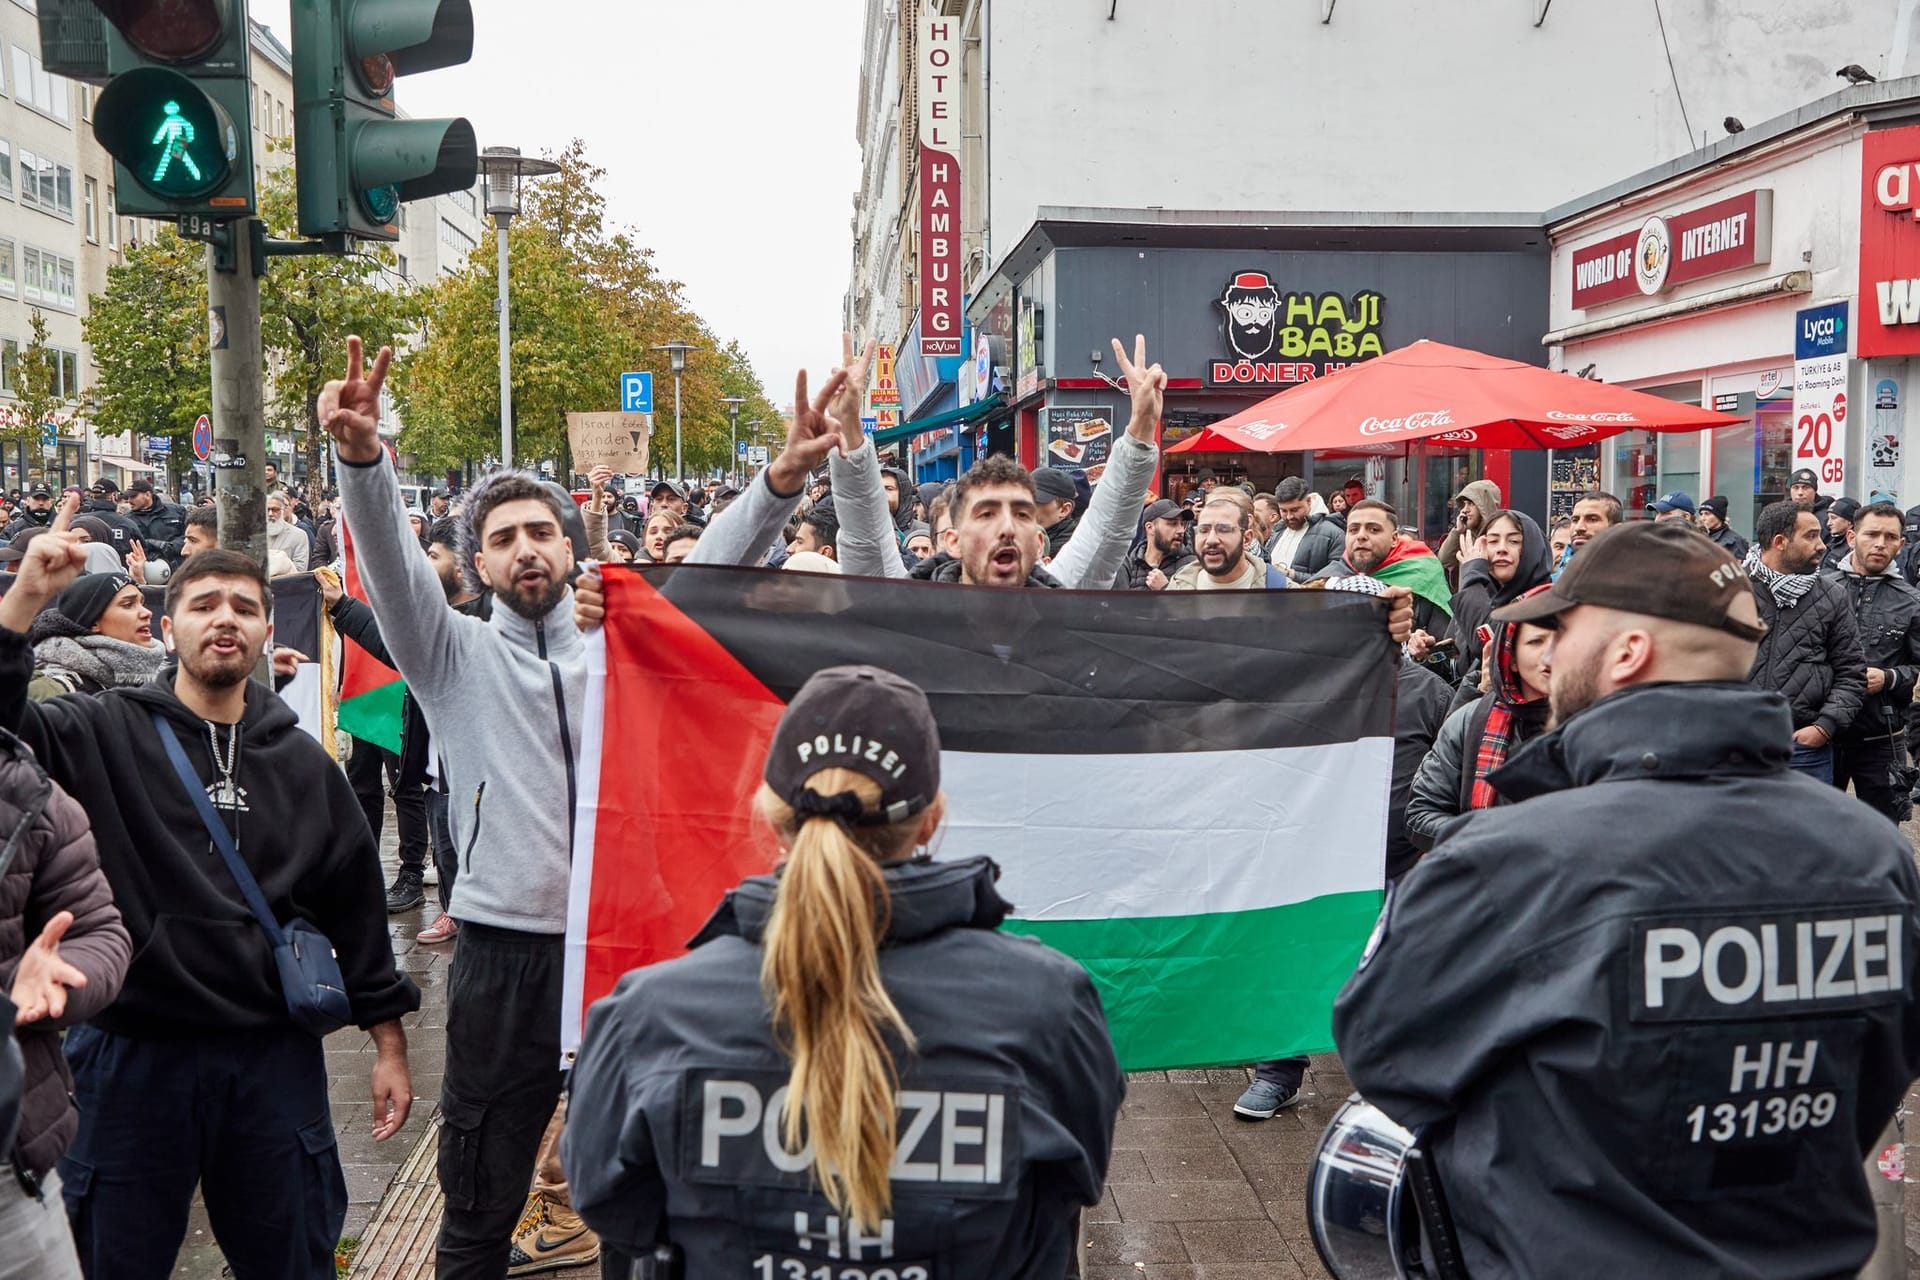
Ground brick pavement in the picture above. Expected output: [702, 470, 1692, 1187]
[173, 804, 1920, 1277]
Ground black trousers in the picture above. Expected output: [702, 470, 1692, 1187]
[436, 923, 566, 1278]
[347, 736, 430, 876]
[60, 1025, 344, 1280]
[1835, 731, 1912, 823]
[426, 786, 457, 913]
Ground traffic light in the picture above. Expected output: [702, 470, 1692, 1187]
[84, 0, 256, 219]
[292, 0, 477, 242]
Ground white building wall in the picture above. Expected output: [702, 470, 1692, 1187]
[984, 0, 1918, 277]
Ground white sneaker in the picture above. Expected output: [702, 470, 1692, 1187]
[421, 864, 439, 886]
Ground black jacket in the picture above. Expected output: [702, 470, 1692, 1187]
[1, 508, 51, 540]
[564, 857, 1124, 1277]
[1043, 511, 1080, 559]
[79, 500, 141, 562]
[1113, 541, 1195, 590]
[1387, 658, 1453, 879]
[1337, 682, 1920, 1279]
[0, 628, 417, 1037]
[128, 500, 187, 563]
[1704, 522, 1749, 560]
[1747, 575, 1867, 739]
[1823, 563, 1920, 741]
[1445, 512, 1552, 683]
[1276, 515, 1344, 578]
[1405, 694, 1549, 853]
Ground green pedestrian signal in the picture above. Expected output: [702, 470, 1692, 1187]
[293, 0, 477, 242]
[79, 1, 254, 219]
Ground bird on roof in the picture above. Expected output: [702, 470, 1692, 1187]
[1838, 64, 1878, 85]
[1724, 116, 1745, 134]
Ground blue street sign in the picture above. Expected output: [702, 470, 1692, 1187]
[736, 440, 748, 458]
[621, 372, 654, 413]
[38, 422, 55, 450]
[861, 416, 877, 437]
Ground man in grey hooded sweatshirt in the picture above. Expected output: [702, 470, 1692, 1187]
[1437, 478, 1502, 587]
[320, 338, 854, 1276]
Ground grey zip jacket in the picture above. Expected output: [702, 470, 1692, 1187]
[830, 434, 1158, 587]
[336, 450, 805, 932]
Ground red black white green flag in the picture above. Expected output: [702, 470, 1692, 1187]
[562, 564, 1397, 1070]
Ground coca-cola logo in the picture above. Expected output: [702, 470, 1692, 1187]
[1237, 419, 1291, 440]
[1545, 410, 1638, 423]
[1540, 424, 1601, 442]
[1430, 428, 1479, 444]
[1356, 409, 1455, 436]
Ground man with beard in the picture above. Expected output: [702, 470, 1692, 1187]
[0, 536, 417, 1276]
[1311, 499, 1450, 638]
[1266, 476, 1342, 580]
[1822, 501, 1920, 821]
[323, 336, 851, 1276]
[265, 491, 309, 572]
[1743, 501, 1865, 783]
[1335, 521, 1920, 1279]
[1115, 498, 1194, 589]
[1218, 271, 1281, 361]
[180, 505, 217, 558]
[1437, 479, 1501, 585]
[1167, 490, 1281, 590]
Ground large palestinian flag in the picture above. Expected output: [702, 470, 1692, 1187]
[334, 516, 404, 753]
[562, 565, 1397, 1071]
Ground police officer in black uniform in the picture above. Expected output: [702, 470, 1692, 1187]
[1335, 521, 1920, 1277]
[564, 665, 1125, 1278]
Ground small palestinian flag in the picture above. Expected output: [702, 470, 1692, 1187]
[270, 571, 334, 751]
[1372, 538, 1452, 618]
[563, 565, 1397, 1071]
[335, 515, 404, 754]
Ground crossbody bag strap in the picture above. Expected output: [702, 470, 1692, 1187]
[149, 712, 284, 946]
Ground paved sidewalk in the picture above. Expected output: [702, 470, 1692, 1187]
[173, 806, 1920, 1278]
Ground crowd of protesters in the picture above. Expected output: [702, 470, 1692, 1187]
[0, 317, 1904, 1279]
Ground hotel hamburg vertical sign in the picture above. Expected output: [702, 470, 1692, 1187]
[918, 13, 962, 355]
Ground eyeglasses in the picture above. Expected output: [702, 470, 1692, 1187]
[1194, 523, 1245, 537]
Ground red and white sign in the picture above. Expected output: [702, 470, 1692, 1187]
[1857, 125, 1920, 356]
[1570, 189, 1772, 309]
[1793, 353, 1850, 497]
[917, 14, 962, 356]
[870, 344, 900, 407]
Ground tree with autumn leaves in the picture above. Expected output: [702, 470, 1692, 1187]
[392, 141, 782, 477]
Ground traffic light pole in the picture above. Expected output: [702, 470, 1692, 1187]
[207, 226, 267, 566]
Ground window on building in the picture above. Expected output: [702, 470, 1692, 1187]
[11, 50, 68, 122]
[275, 99, 285, 139]
[259, 87, 269, 132]
[395, 253, 408, 278]
[105, 186, 116, 248]
[0, 141, 13, 200]
[79, 84, 89, 122]
[440, 218, 476, 256]
[82, 177, 95, 242]
[54, 348, 76, 399]
[0, 340, 17, 395]
[0, 239, 16, 298]
[18, 152, 72, 219]
[23, 246, 74, 309]
[56, 258, 72, 310]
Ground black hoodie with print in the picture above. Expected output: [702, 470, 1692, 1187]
[0, 627, 416, 1038]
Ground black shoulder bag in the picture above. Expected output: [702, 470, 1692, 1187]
[151, 712, 352, 1037]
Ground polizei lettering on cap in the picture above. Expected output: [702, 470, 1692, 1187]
[795, 734, 908, 780]
[1631, 909, 1906, 1022]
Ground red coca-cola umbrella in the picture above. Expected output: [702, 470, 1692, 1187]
[1165, 339, 1741, 454]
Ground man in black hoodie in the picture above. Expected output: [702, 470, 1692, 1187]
[0, 528, 419, 1278]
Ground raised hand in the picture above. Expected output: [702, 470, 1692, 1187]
[574, 564, 605, 631]
[124, 537, 147, 583]
[318, 336, 392, 464]
[588, 464, 615, 513]
[827, 333, 879, 451]
[0, 494, 87, 634]
[1111, 335, 1168, 442]
[12, 911, 85, 1025]
[766, 366, 851, 495]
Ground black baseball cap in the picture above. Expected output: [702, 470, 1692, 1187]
[127, 478, 155, 495]
[26, 484, 51, 499]
[764, 666, 940, 827]
[89, 479, 117, 496]
[1789, 467, 1818, 488]
[1033, 468, 1077, 502]
[650, 479, 688, 501]
[1491, 520, 1768, 641]
[1142, 498, 1194, 524]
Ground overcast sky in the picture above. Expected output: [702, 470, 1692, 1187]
[248, 0, 865, 415]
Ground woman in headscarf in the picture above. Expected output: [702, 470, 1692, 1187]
[1405, 588, 1554, 853]
[27, 572, 166, 699]
[1445, 508, 1552, 683]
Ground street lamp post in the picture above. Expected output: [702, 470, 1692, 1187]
[720, 396, 746, 486]
[654, 341, 697, 483]
[480, 146, 561, 470]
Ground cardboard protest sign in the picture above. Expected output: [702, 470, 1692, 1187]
[566, 412, 652, 474]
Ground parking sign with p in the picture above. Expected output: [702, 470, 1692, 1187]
[621, 372, 654, 414]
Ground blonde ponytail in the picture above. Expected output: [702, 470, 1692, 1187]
[755, 769, 927, 1231]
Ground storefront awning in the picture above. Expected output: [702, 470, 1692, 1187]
[96, 455, 158, 473]
[871, 394, 1004, 446]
